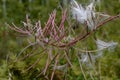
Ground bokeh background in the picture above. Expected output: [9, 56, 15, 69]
[0, 0, 120, 80]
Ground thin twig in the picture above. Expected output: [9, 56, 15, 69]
[98, 62, 101, 80]
[54, 14, 120, 48]
[14, 42, 38, 62]
[24, 50, 46, 72]
[36, 53, 59, 78]
[77, 54, 87, 80]
[43, 53, 50, 75]
[89, 72, 95, 80]
[20, 48, 47, 61]
[64, 50, 73, 68]
[87, 52, 99, 79]
[50, 54, 59, 80]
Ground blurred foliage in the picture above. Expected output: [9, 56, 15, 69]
[0, 0, 120, 80]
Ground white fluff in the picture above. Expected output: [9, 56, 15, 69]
[96, 39, 118, 50]
[71, 0, 96, 30]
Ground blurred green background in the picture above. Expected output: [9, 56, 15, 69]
[0, 0, 120, 80]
